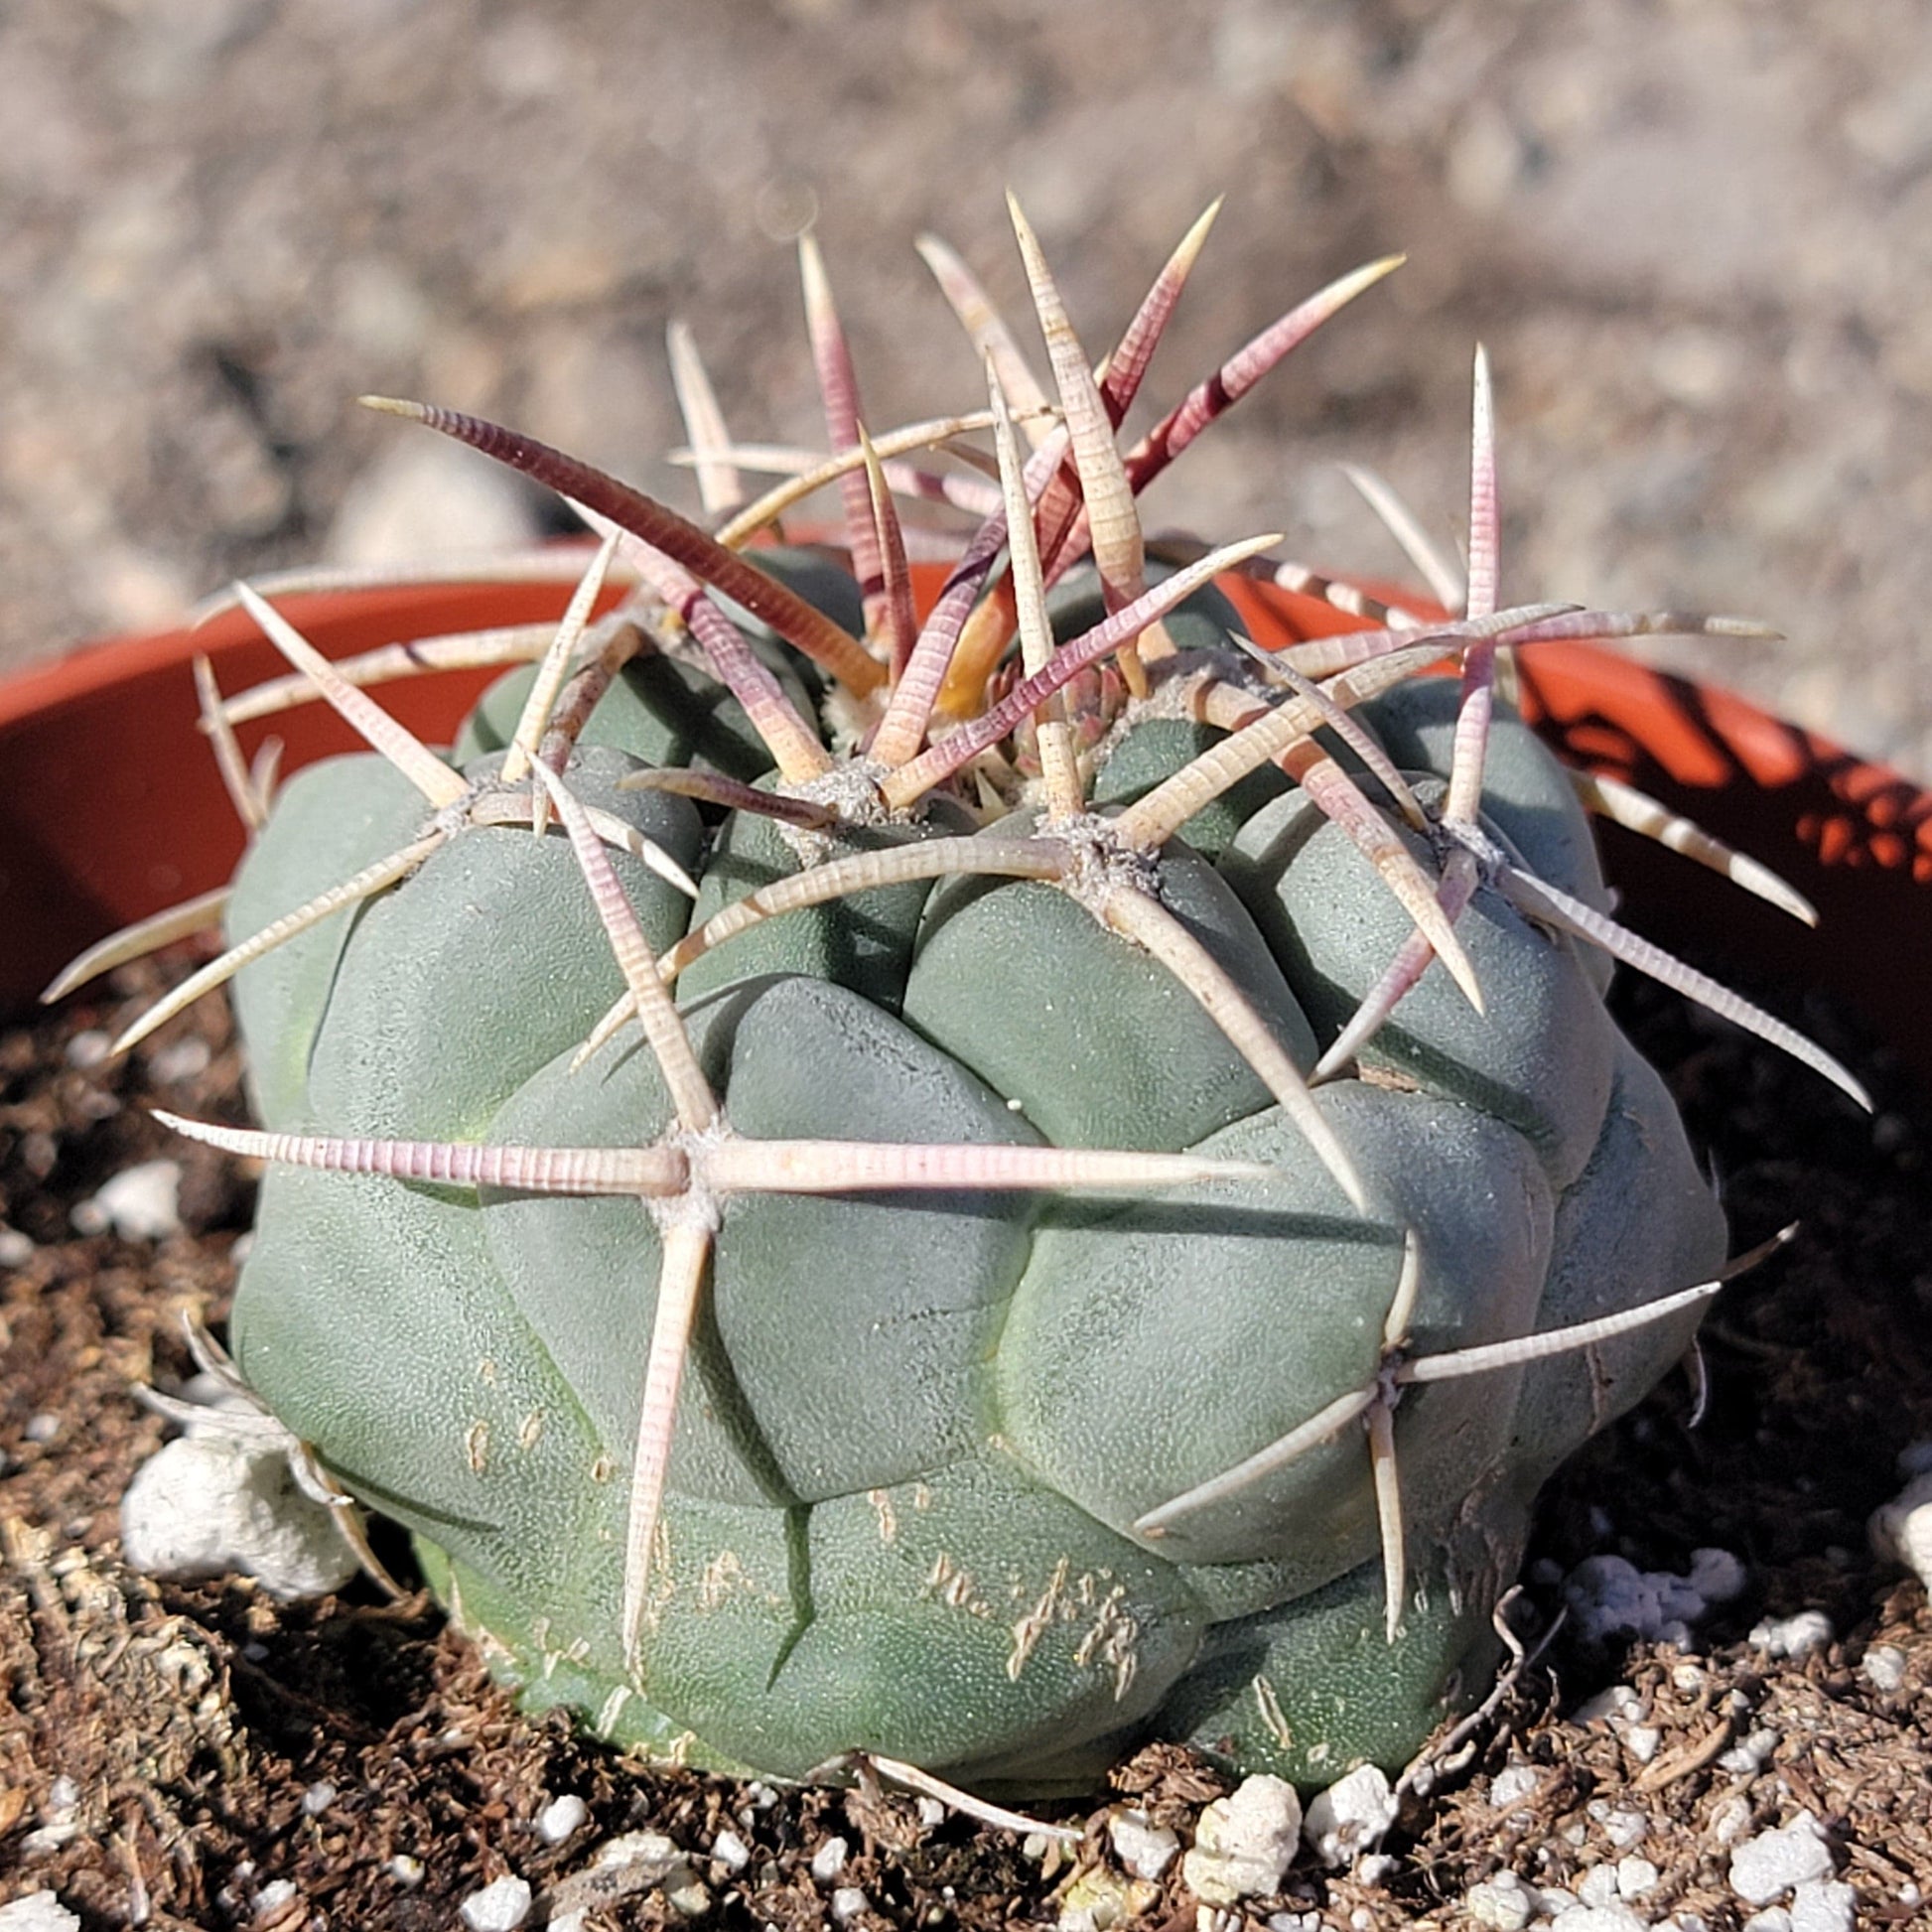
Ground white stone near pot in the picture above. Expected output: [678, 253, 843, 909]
[119, 1433, 356, 1600]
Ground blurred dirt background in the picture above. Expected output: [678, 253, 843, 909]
[4, 0, 1931, 778]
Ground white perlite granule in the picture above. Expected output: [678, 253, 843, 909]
[0, 1896, 82, 1932]
[1106, 1808, 1179, 1881]
[1181, 1775, 1303, 1906]
[70, 1160, 183, 1241]
[119, 1433, 357, 1599]
[1729, 1811, 1836, 1905]
[458, 1874, 532, 1932]
[1869, 1470, 1932, 1592]
[1748, 1610, 1833, 1659]
[1301, 1765, 1395, 1867]
[536, 1793, 590, 1844]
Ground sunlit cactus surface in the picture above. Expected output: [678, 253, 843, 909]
[78, 200, 1863, 1795]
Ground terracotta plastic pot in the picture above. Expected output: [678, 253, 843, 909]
[6, 574, 1929, 1090]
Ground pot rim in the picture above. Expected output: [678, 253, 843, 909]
[5, 575, 1928, 1087]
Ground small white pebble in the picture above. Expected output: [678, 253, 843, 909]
[549, 1915, 588, 1932]
[744, 1781, 780, 1810]
[1534, 1887, 1579, 1917]
[1748, 1611, 1833, 1660]
[1600, 1809, 1648, 1851]
[1617, 1857, 1660, 1899]
[1861, 1644, 1907, 1693]
[1574, 1685, 1646, 1725]
[1689, 1548, 1748, 1602]
[591, 1832, 683, 1875]
[1181, 1775, 1302, 1906]
[1788, 1878, 1856, 1932]
[1564, 1553, 1716, 1645]
[1108, 1807, 1180, 1881]
[1579, 1863, 1620, 1907]
[301, 1780, 336, 1817]
[1267, 1914, 1322, 1932]
[811, 1835, 850, 1884]
[253, 1879, 298, 1916]
[120, 1434, 358, 1599]
[710, 1828, 751, 1872]
[915, 1797, 947, 1830]
[388, 1856, 424, 1887]
[72, 1160, 183, 1241]
[1729, 1812, 1835, 1905]
[1302, 1764, 1395, 1867]
[1463, 1875, 1534, 1930]
[536, 1794, 589, 1845]
[1487, 1764, 1541, 1810]
[149, 1036, 211, 1083]
[1558, 1910, 1650, 1932]
[1742, 1911, 1793, 1932]
[46, 1779, 77, 1817]
[0, 1227, 34, 1268]
[65, 1030, 112, 1069]
[25, 1413, 60, 1446]
[1869, 1471, 1932, 1592]
[663, 1867, 711, 1918]
[1672, 1662, 1707, 1694]
[1719, 1727, 1780, 1776]
[0, 1894, 82, 1932]
[458, 1875, 531, 1932]
[830, 1885, 870, 1924]
[1709, 1793, 1753, 1845]
[1355, 1854, 1397, 1887]
[1624, 1726, 1662, 1763]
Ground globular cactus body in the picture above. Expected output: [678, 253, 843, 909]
[216, 557, 1724, 1791]
[96, 208, 1850, 1799]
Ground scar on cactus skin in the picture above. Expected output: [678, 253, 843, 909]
[56, 198, 1863, 1770]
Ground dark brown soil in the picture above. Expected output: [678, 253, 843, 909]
[2, 951, 1928, 1929]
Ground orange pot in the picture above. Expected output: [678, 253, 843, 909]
[6, 575, 1929, 1090]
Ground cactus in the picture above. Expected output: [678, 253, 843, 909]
[72, 201, 1864, 1798]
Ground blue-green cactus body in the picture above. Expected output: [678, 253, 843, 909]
[224, 573, 1725, 1794]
